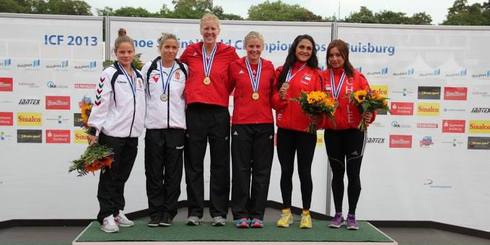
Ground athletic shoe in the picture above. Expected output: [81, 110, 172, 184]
[276, 208, 293, 228]
[234, 218, 249, 228]
[329, 212, 345, 228]
[159, 214, 172, 227]
[186, 216, 201, 226]
[211, 216, 226, 226]
[346, 214, 359, 230]
[250, 218, 264, 228]
[101, 215, 119, 233]
[147, 216, 160, 227]
[115, 211, 134, 227]
[299, 210, 312, 229]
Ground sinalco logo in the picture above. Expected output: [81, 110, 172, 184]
[445, 68, 467, 77]
[393, 68, 415, 76]
[0, 58, 12, 68]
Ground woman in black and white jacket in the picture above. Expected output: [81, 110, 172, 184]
[87, 28, 146, 233]
[140, 33, 188, 227]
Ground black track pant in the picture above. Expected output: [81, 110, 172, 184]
[276, 128, 317, 210]
[145, 128, 185, 220]
[231, 124, 274, 220]
[184, 104, 230, 218]
[96, 133, 138, 223]
[324, 128, 366, 215]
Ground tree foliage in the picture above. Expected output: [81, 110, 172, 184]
[0, 0, 91, 15]
[443, 0, 490, 25]
[344, 6, 432, 24]
[248, 0, 323, 21]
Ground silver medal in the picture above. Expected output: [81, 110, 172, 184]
[160, 94, 168, 101]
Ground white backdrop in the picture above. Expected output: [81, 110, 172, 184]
[1, 14, 489, 233]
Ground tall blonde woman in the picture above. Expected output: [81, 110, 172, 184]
[229, 31, 275, 228]
[180, 13, 239, 226]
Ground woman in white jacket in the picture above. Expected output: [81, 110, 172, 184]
[140, 33, 187, 227]
[87, 28, 146, 233]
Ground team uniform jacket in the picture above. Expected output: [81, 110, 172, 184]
[229, 57, 275, 125]
[320, 68, 376, 130]
[271, 62, 323, 132]
[180, 42, 239, 107]
[88, 63, 146, 138]
[141, 59, 187, 129]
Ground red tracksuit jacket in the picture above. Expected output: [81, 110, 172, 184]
[229, 57, 275, 125]
[320, 68, 376, 130]
[271, 62, 323, 132]
[180, 42, 239, 107]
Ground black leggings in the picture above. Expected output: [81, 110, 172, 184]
[276, 128, 317, 210]
[324, 128, 366, 215]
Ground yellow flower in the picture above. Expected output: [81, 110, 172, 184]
[353, 90, 368, 103]
[371, 90, 385, 101]
[307, 91, 326, 104]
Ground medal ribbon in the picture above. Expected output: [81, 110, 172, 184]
[202, 43, 217, 77]
[245, 57, 262, 93]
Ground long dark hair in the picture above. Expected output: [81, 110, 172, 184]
[326, 39, 355, 77]
[277, 34, 319, 90]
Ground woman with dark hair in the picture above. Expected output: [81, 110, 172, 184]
[272, 34, 323, 229]
[321, 39, 375, 230]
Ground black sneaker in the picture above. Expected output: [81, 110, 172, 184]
[159, 214, 172, 227]
[147, 216, 160, 227]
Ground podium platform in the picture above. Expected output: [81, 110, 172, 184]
[73, 219, 397, 245]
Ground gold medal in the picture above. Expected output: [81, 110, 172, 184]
[203, 77, 211, 85]
[252, 92, 260, 100]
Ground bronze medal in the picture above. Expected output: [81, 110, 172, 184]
[203, 76, 211, 85]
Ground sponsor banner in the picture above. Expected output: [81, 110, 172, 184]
[366, 137, 386, 144]
[17, 81, 41, 89]
[45, 96, 70, 110]
[390, 87, 415, 98]
[0, 77, 14, 92]
[18, 98, 41, 106]
[469, 120, 490, 134]
[44, 60, 69, 70]
[73, 129, 88, 144]
[0, 130, 14, 142]
[417, 122, 439, 129]
[17, 129, 42, 143]
[0, 112, 14, 126]
[73, 113, 83, 127]
[391, 120, 411, 129]
[371, 85, 389, 115]
[471, 107, 490, 113]
[389, 135, 412, 148]
[45, 114, 70, 125]
[417, 102, 440, 116]
[467, 137, 490, 150]
[17, 112, 42, 126]
[418, 86, 441, 100]
[442, 120, 465, 133]
[16, 59, 41, 70]
[441, 137, 465, 148]
[390, 102, 414, 116]
[46, 129, 70, 143]
[419, 136, 435, 148]
[74, 83, 96, 89]
[46, 80, 69, 89]
[471, 90, 490, 98]
[444, 87, 467, 100]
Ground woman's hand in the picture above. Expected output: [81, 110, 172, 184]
[87, 135, 98, 145]
[279, 82, 289, 100]
[363, 111, 373, 124]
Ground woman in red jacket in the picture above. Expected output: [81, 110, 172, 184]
[321, 39, 375, 230]
[229, 31, 275, 229]
[272, 34, 322, 229]
[180, 13, 239, 226]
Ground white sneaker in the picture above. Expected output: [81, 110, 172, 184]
[115, 210, 135, 227]
[101, 215, 119, 233]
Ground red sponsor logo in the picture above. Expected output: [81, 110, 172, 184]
[442, 120, 465, 133]
[444, 87, 467, 100]
[45, 96, 70, 110]
[417, 123, 438, 128]
[389, 135, 413, 148]
[390, 102, 414, 116]
[0, 77, 13, 92]
[46, 129, 70, 143]
[0, 112, 14, 126]
[74, 83, 96, 89]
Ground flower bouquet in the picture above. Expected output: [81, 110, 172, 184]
[297, 91, 337, 134]
[351, 89, 389, 131]
[69, 96, 113, 176]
